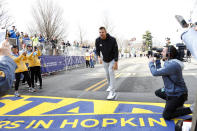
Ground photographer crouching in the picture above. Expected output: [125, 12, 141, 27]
[149, 45, 193, 120]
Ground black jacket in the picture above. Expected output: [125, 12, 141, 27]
[95, 34, 118, 62]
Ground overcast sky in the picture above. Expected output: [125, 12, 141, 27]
[5, 0, 197, 45]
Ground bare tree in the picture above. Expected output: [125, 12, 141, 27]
[78, 25, 86, 45]
[116, 37, 124, 50]
[0, 0, 14, 29]
[102, 13, 115, 35]
[30, 0, 68, 40]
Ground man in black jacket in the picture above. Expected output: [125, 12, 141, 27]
[95, 27, 119, 100]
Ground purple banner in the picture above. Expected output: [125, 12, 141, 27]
[40, 56, 85, 73]
[41, 55, 65, 73]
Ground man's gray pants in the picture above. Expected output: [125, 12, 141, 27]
[103, 60, 115, 92]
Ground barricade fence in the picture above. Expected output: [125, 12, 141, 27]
[40, 55, 86, 74]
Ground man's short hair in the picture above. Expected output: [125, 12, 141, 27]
[99, 27, 106, 31]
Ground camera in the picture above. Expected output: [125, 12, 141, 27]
[147, 47, 163, 59]
[147, 44, 186, 61]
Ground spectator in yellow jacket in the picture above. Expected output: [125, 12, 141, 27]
[19, 43, 29, 85]
[11, 45, 33, 97]
[26, 44, 42, 89]
[85, 50, 90, 68]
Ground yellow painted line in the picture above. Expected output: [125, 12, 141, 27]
[92, 73, 122, 92]
[92, 82, 108, 92]
[84, 73, 120, 91]
[84, 79, 107, 91]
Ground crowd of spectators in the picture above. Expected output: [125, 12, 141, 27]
[3, 25, 97, 97]
[7, 26, 93, 56]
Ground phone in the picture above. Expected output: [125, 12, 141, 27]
[175, 15, 189, 28]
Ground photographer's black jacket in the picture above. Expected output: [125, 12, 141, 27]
[95, 34, 118, 63]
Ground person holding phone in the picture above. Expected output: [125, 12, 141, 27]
[34, 46, 42, 87]
[11, 45, 32, 97]
[26, 44, 42, 89]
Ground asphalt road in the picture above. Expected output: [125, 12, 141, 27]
[11, 57, 197, 104]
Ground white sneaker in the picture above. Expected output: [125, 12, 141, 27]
[14, 92, 21, 97]
[22, 82, 26, 85]
[36, 83, 40, 86]
[106, 86, 113, 92]
[107, 91, 117, 100]
[29, 87, 36, 92]
[190, 104, 195, 112]
[26, 86, 31, 88]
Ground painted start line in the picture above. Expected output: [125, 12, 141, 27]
[0, 95, 191, 131]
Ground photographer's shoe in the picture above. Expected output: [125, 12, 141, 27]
[190, 104, 195, 112]
[107, 91, 117, 100]
[106, 86, 112, 92]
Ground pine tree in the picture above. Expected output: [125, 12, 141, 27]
[142, 31, 153, 50]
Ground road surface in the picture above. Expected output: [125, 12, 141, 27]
[12, 57, 197, 104]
